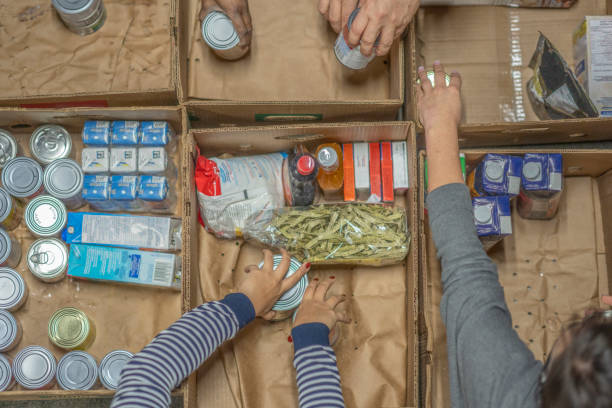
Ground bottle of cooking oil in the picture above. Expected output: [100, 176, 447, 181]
[315, 143, 343, 200]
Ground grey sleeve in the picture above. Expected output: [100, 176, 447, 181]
[426, 183, 542, 408]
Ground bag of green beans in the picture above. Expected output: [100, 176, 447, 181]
[245, 203, 410, 266]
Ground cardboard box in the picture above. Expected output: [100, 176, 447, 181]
[190, 122, 418, 408]
[418, 149, 612, 407]
[178, 0, 406, 126]
[0, 107, 195, 407]
[0, 1, 178, 108]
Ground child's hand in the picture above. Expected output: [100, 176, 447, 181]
[238, 249, 310, 320]
[293, 278, 350, 330]
[417, 61, 462, 131]
[200, 0, 252, 49]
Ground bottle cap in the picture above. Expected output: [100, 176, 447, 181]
[296, 155, 315, 176]
[317, 147, 338, 169]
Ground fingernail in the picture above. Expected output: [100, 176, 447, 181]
[305, 262, 311, 269]
[330, 276, 335, 279]
[314, 278, 319, 281]
[434, 60, 440, 65]
[451, 70, 459, 75]
[417, 66, 425, 72]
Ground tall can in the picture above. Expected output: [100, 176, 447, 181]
[57, 351, 98, 390]
[518, 153, 564, 220]
[0, 354, 14, 391]
[258, 256, 308, 321]
[44, 159, 85, 210]
[0, 268, 28, 311]
[48, 307, 96, 350]
[13, 346, 57, 390]
[0, 228, 21, 269]
[0, 187, 24, 231]
[201, 11, 248, 61]
[334, 8, 376, 70]
[27, 238, 69, 283]
[25, 195, 68, 238]
[52, 0, 107, 36]
[0, 310, 22, 352]
[30, 125, 73, 165]
[0, 130, 18, 169]
[99, 350, 133, 390]
[1, 157, 45, 199]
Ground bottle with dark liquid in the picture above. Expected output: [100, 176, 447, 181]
[282, 145, 318, 207]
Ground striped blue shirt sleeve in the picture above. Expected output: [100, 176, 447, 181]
[111, 292, 255, 408]
[292, 323, 345, 408]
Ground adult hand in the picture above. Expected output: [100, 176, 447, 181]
[293, 278, 350, 330]
[200, 0, 253, 49]
[238, 249, 310, 320]
[603, 295, 612, 307]
[417, 62, 462, 132]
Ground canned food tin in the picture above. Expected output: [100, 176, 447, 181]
[1, 157, 44, 199]
[27, 238, 69, 283]
[0, 130, 18, 169]
[0, 268, 27, 311]
[30, 125, 72, 165]
[25, 195, 68, 238]
[13, 346, 57, 390]
[0, 310, 22, 352]
[334, 8, 376, 70]
[0, 187, 24, 231]
[99, 350, 133, 390]
[0, 354, 14, 391]
[201, 11, 248, 60]
[0, 229, 21, 269]
[57, 351, 98, 390]
[48, 307, 96, 350]
[258, 256, 308, 321]
[52, 0, 107, 36]
[44, 159, 85, 210]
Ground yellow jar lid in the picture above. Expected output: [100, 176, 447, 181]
[48, 307, 91, 350]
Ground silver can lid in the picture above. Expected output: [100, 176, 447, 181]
[13, 346, 56, 389]
[0, 188, 12, 225]
[1, 157, 44, 198]
[0, 268, 26, 310]
[474, 204, 493, 224]
[0, 130, 18, 168]
[52, 0, 94, 13]
[202, 11, 240, 50]
[0, 309, 18, 351]
[27, 238, 68, 281]
[30, 125, 72, 165]
[258, 256, 307, 311]
[317, 147, 338, 169]
[99, 350, 133, 390]
[44, 159, 83, 199]
[57, 351, 98, 390]
[0, 354, 12, 391]
[484, 162, 504, 181]
[25, 195, 67, 237]
[523, 162, 542, 181]
[0, 229, 12, 265]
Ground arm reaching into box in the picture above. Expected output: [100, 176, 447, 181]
[419, 63, 543, 407]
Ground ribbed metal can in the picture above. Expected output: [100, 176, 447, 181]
[48, 307, 96, 350]
[27, 238, 69, 283]
[0, 130, 18, 169]
[0, 354, 14, 391]
[0, 268, 27, 311]
[0, 309, 22, 352]
[13, 346, 57, 390]
[52, 0, 107, 36]
[44, 159, 85, 210]
[99, 350, 133, 390]
[258, 256, 308, 321]
[1, 157, 44, 199]
[0, 187, 24, 231]
[0, 228, 21, 269]
[25, 195, 68, 238]
[30, 125, 72, 165]
[56, 351, 98, 390]
[201, 11, 248, 60]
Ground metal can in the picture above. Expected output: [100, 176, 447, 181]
[0, 228, 21, 269]
[334, 8, 376, 70]
[0, 187, 24, 231]
[201, 11, 248, 61]
[57, 351, 98, 390]
[25, 195, 68, 238]
[0, 268, 28, 311]
[48, 307, 96, 350]
[13, 346, 57, 390]
[52, 0, 107, 36]
[0, 354, 14, 391]
[27, 238, 69, 283]
[258, 256, 308, 321]
[99, 350, 133, 390]
[44, 159, 85, 210]
[1, 157, 44, 199]
[30, 125, 73, 165]
[0, 310, 22, 352]
[0, 130, 18, 169]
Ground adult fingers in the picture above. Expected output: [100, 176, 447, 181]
[449, 71, 462, 90]
[433, 61, 446, 88]
[603, 295, 612, 307]
[261, 310, 277, 321]
[335, 310, 351, 324]
[375, 25, 394, 57]
[341, 0, 358, 28]
[314, 278, 334, 300]
[326, 294, 345, 309]
[346, 12, 368, 47]
[229, 12, 250, 48]
[418, 66, 432, 92]
[262, 249, 274, 271]
[244, 264, 259, 274]
[241, 5, 253, 43]
[358, 21, 380, 57]
[280, 261, 310, 293]
[303, 279, 319, 300]
[275, 248, 291, 280]
[329, 0, 342, 33]
[318, 0, 330, 17]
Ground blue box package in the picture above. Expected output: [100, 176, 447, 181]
[138, 176, 168, 201]
[521, 153, 563, 194]
[473, 195, 512, 251]
[110, 175, 139, 211]
[82, 175, 115, 211]
[111, 121, 140, 145]
[67, 244, 181, 290]
[467, 153, 523, 197]
[140, 121, 174, 146]
[82, 121, 111, 145]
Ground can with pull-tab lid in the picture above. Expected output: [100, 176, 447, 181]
[52, 0, 106, 36]
[57, 351, 98, 390]
[0, 187, 23, 231]
[2, 157, 45, 199]
[0, 354, 14, 391]
[0, 228, 21, 269]
[0, 310, 22, 352]
[30, 125, 72, 165]
[99, 350, 133, 390]
[27, 238, 69, 283]
[13, 346, 57, 390]
[0, 268, 28, 311]
[201, 11, 248, 60]
[44, 159, 85, 210]
[0, 130, 18, 169]
[25, 195, 68, 238]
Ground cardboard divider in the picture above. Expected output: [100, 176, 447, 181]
[190, 122, 419, 408]
[178, 0, 406, 126]
[0, 107, 194, 407]
[0, 1, 178, 107]
[418, 148, 612, 407]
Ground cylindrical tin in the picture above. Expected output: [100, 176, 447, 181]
[0, 354, 14, 391]
[52, 0, 107, 36]
[48, 307, 96, 350]
[44, 159, 85, 209]
[258, 256, 308, 321]
[25, 195, 68, 238]
[56, 351, 98, 390]
[1, 157, 45, 199]
[27, 238, 69, 283]
[99, 350, 133, 390]
[201, 11, 248, 60]
[0, 310, 22, 352]
[13, 346, 57, 390]
[0, 187, 24, 231]
[334, 8, 376, 70]
[0, 268, 27, 311]
[0, 130, 18, 169]
[30, 125, 73, 165]
[0, 228, 21, 269]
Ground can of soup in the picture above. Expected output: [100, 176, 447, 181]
[0, 130, 18, 169]
[334, 8, 376, 70]
[25, 195, 68, 238]
[48, 307, 96, 350]
[0, 310, 22, 352]
[0, 354, 14, 391]
[57, 351, 98, 390]
[27, 238, 69, 283]
[0, 187, 24, 231]
[99, 350, 133, 390]
[13, 346, 57, 390]
[2, 157, 45, 199]
[201, 11, 248, 60]
[0, 228, 21, 269]
[52, 0, 107, 36]
[0, 268, 28, 311]
[44, 159, 85, 209]
[258, 256, 308, 321]
[30, 125, 72, 165]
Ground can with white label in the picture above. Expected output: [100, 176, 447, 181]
[44, 159, 85, 209]
[13, 346, 57, 390]
[57, 351, 98, 390]
[99, 350, 133, 390]
[0, 130, 18, 169]
[0, 268, 28, 311]
[201, 11, 248, 60]
[27, 238, 69, 283]
[334, 8, 376, 70]
[25, 195, 68, 238]
[0, 228, 21, 269]
[0, 310, 22, 352]
[1, 157, 45, 199]
[0, 187, 23, 231]
[52, 0, 106, 36]
[30, 125, 73, 165]
[0, 354, 14, 391]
